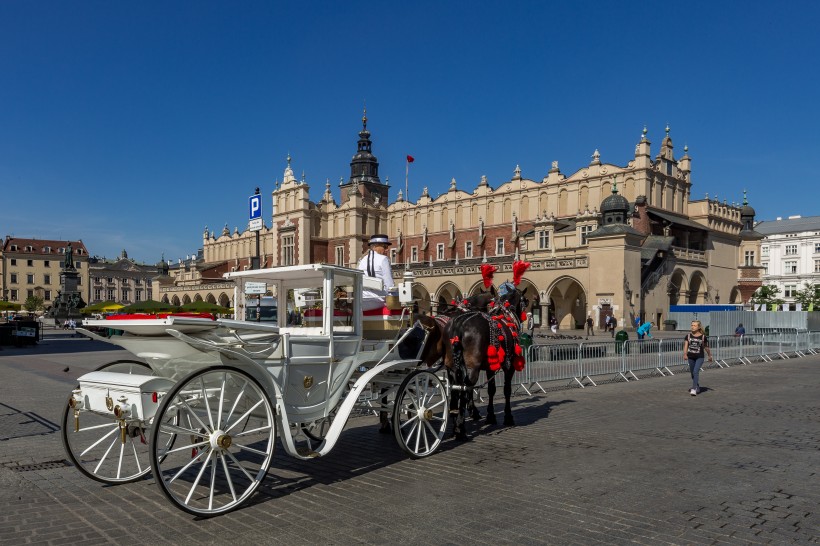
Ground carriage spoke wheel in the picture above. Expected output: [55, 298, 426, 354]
[150, 366, 275, 516]
[62, 360, 158, 484]
[393, 369, 449, 459]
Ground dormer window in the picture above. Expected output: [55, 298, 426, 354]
[10, 245, 17, 251]
[25, 245, 33, 252]
[43, 246, 51, 253]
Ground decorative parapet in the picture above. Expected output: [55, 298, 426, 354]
[671, 246, 706, 262]
[395, 256, 588, 279]
[160, 282, 235, 293]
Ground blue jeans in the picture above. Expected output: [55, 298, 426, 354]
[688, 357, 704, 389]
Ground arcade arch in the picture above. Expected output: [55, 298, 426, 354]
[543, 276, 586, 331]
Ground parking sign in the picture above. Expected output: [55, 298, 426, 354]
[249, 194, 262, 220]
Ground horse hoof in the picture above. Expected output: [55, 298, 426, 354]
[471, 412, 482, 422]
[503, 417, 515, 427]
[485, 415, 497, 426]
[454, 433, 470, 442]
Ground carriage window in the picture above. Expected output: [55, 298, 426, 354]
[496, 238, 505, 256]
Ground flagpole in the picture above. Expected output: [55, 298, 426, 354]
[405, 160, 409, 202]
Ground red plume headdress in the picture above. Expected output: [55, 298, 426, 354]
[480, 264, 498, 288]
[512, 260, 531, 286]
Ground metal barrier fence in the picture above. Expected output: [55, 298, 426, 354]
[514, 331, 820, 392]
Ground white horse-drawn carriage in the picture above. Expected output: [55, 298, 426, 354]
[65, 264, 450, 516]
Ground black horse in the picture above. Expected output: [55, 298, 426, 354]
[445, 282, 530, 439]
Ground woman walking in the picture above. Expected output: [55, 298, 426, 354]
[683, 320, 713, 396]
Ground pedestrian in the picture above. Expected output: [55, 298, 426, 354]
[637, 321, 653, 340]
[683, 320, 713, 396]
[550, 315, 558, 334]
[609, 314, 616, 338]
[634, 316, 641, 329]
[585, 315, 594, 336]
[604, 314, 611, 333]
[734, 323, 745, 336]
[526, 311, 534, 337]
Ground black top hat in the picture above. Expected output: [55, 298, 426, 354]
[367, 234, 391, 246]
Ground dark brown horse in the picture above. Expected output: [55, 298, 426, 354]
[446, 282, 530, 439]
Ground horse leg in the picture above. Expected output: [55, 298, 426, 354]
[485, 375, 497, 425]
[503, 370, 515, 426]
[453, 389, 470, 441]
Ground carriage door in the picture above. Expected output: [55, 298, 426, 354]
[598, 304, 611, 330]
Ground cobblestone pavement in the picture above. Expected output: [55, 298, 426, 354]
[0, 335, 818, 545]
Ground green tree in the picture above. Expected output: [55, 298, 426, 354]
[23, 295, 45, 313]
[750, 285, 784, 307]
[794, 283, 820, 310]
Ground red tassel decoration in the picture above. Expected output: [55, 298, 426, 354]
[513, 355, 525, 371]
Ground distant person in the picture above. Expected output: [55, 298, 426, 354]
[637, 321, 653, 340]
[526, 311, 534, 337]
[585, 316, 594, 336]
[634, 316, 641, 329]
[734, 323, 745, 336]
[609, 314, 616, 338]
[550, 315, 558, 334]
[683, 320, 713, 396]
[604, 314, 611, 333]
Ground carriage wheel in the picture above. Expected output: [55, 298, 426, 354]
[393, 369, 449, 459]
[150, 366, 275, 516]
[61, 360, 157, 484]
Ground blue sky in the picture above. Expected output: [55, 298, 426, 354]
[2, 1, 818, 264]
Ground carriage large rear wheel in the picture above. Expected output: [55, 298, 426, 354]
[393, 369, 449, 459]
[61, 360, 157, 484]
[149, 366, 276, 516]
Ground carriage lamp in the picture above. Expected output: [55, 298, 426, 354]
[113, 395, 132, 419]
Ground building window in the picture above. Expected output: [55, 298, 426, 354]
[27, 290, 34, 298]
[27, 259, 33, 267]
[815, 260, 820, 273]
[464, 241, 473, 259]
[10, 273, 17, 284]
[785, 261, 798, 274]
[761, 246, 769, 257]
[10, 289, 18, 301]
[335, 245, 345, 266]
[44, 260, 50, 267]
[411, 246, 418, 262]
[538, 230, 550, 250]
[94, 289, 102, 300]
[815, 243, 820, 254]
[10, 259, 16, 265]
[136, 289, 143, 300]
[496, 238, 505, 256]
[762, 262, 768, 274]
[107, 289, 115, 300]
[281, 235, 294, 266]
[122, 289, 129, 300]
[135, 278, 142, 286]
[389, 249, 397, 264]
[580, 225, 594, 245]
[44, 274, 51, 284]
[744, 251, 755, 266]
[44, 290, 51, 301]
[785, 244, 798, 255]
[437, 243, 445, 261]
[26, 274, 34, 284]
[784, 285, 797, 298]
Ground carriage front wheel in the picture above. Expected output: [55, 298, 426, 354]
[61, 359, 157, 484]
[393, 369, 449, 459]
[149, 366, 276, 516]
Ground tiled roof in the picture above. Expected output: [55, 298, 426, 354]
[755, 216, 820, 235]
[2, 237, 89, 255]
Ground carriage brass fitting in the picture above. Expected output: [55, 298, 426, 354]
[74, 409, 80, 433]
[113, 403, 131, 419]
[119, 420, 127, 444]
[216, 434, 232, 450]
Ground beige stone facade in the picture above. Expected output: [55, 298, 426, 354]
[158, 120, 760, 330]
[1, 237, 89, 307]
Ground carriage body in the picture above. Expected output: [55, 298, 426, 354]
[66, 263, 450, 516]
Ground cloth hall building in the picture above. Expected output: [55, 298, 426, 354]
[157, 116, 762, 330]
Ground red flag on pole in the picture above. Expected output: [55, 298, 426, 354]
[406, 155, 414, 163]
